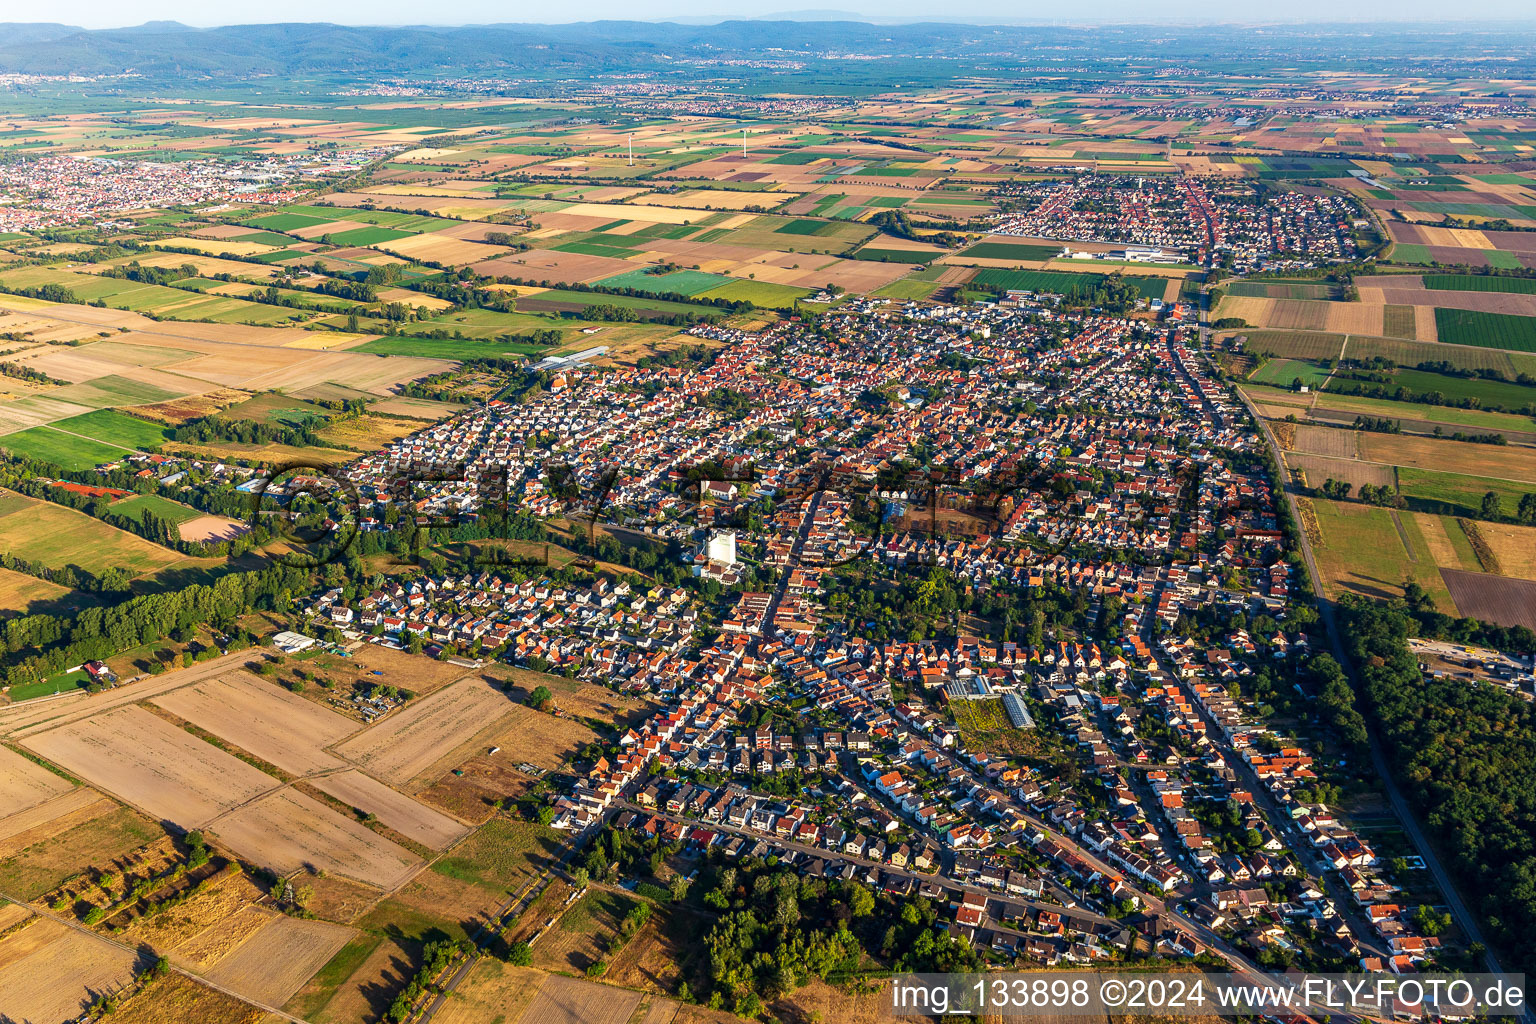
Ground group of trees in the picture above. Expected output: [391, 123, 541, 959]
[1, 563, 310, 687]
[685, 855, 979, 1016]
[0, 360, 67, 385]
[1340, 593, 1536, 975]
[170, 412, 327, 449]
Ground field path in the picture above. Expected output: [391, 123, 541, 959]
[1389, 510, 1418, 562]
[0, 651, 266, 740]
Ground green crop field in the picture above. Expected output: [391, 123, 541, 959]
[776, 219, 840, 236]
[0, 426, 128, 470]
[960, 241, 1062, 261]
[526, 289, 713, 314]
[1389, 243, 1434, 264]
[233, 230, 297, 246]
[973, 268, 1166, 300]
[552, 241, 642, 259]
[1387, 368, 1536, 409]
[874, 279, 939, 301]
[1397, 467, 1533, 518]
[327, 226, 416, 246]
[354, 336, 550, 359]
[52, 409, 173, 450]
[852, 247, 935, 264]
[696, 279, 812, 308]
[1249, 358, 1332, 388]
[245, 213, 329, 231]
[1433, 308, 1536, 352]
[595, 268, 732, 296]
[1421, 274, 1536, 294]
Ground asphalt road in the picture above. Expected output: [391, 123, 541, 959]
[1199, 292, 1529, 1021]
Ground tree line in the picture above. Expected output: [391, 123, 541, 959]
[1339, 592, 1536, 976]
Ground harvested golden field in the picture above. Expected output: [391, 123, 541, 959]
[379, 233, 510, 265]
[312, 770, 468, 851]
[431, 959, 547, 1024]
[333, 676, 519, 789]
[520, 973, 643, 1024]
[149, 671, 357, 775]
[0, 566, 74, 616]
[210, 788, 421, 890]
[1288, 423, 1357, 459]
[172, 903, 277, 971]
[773, 977, 906, 1024]
[1323, 302, 1386, 335]
[1283, 453, 1395, 492]
[1413, 514, 1481, 573]
[314, 413, 430, 450]
[0, 743, 73, 818]
[0, 917, 138, 1024]
[0, 788, 112, 850]
[108, 971, 267, 1024]
[1478, 521, 1536, 579]
[203, 914, 357, 1007]
[22, 704, 279, 827]
[1357, 433, 1536, 484]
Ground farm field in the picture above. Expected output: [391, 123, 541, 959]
[430, 960, 547, 1024]
[149, 671, 357, 775]
[1355, 433, 1536, 484]
[1249, 358, 1331, 389]
[1433, 308, 1536, 352]
[531, 887, 638, 973]
[1396, 467, 1534, 518]
[333, 675, 519, 789]
[0, 488, 189, 576]
[312, 769, 469, 850]
[103, 971, 266, 1024]
[0, 565, 74, 616]
[21, 703, 280, 826]
[203, 914, 358, 1007]
[1307, 498, 1456, 610]
[0, 802, 159, 899]
[0, 743, 73, 818]
[210, 788, 422, 889]
[1247, 383, 1536, 435]
[970, 267, 1166, 300]
[1240, 329, 1536, 375]
[0, 917, 140, 1024]
[1439, 569, 1536, 631]
[518, 973, 643, 1024]
[0, 423, 127, 469]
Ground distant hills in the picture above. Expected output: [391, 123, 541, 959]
[0, 20, 1532, 81]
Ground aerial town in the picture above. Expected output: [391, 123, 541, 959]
[0, 14, 1532, 1024]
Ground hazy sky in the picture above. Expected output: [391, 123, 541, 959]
[26, 0, 1536, 30]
